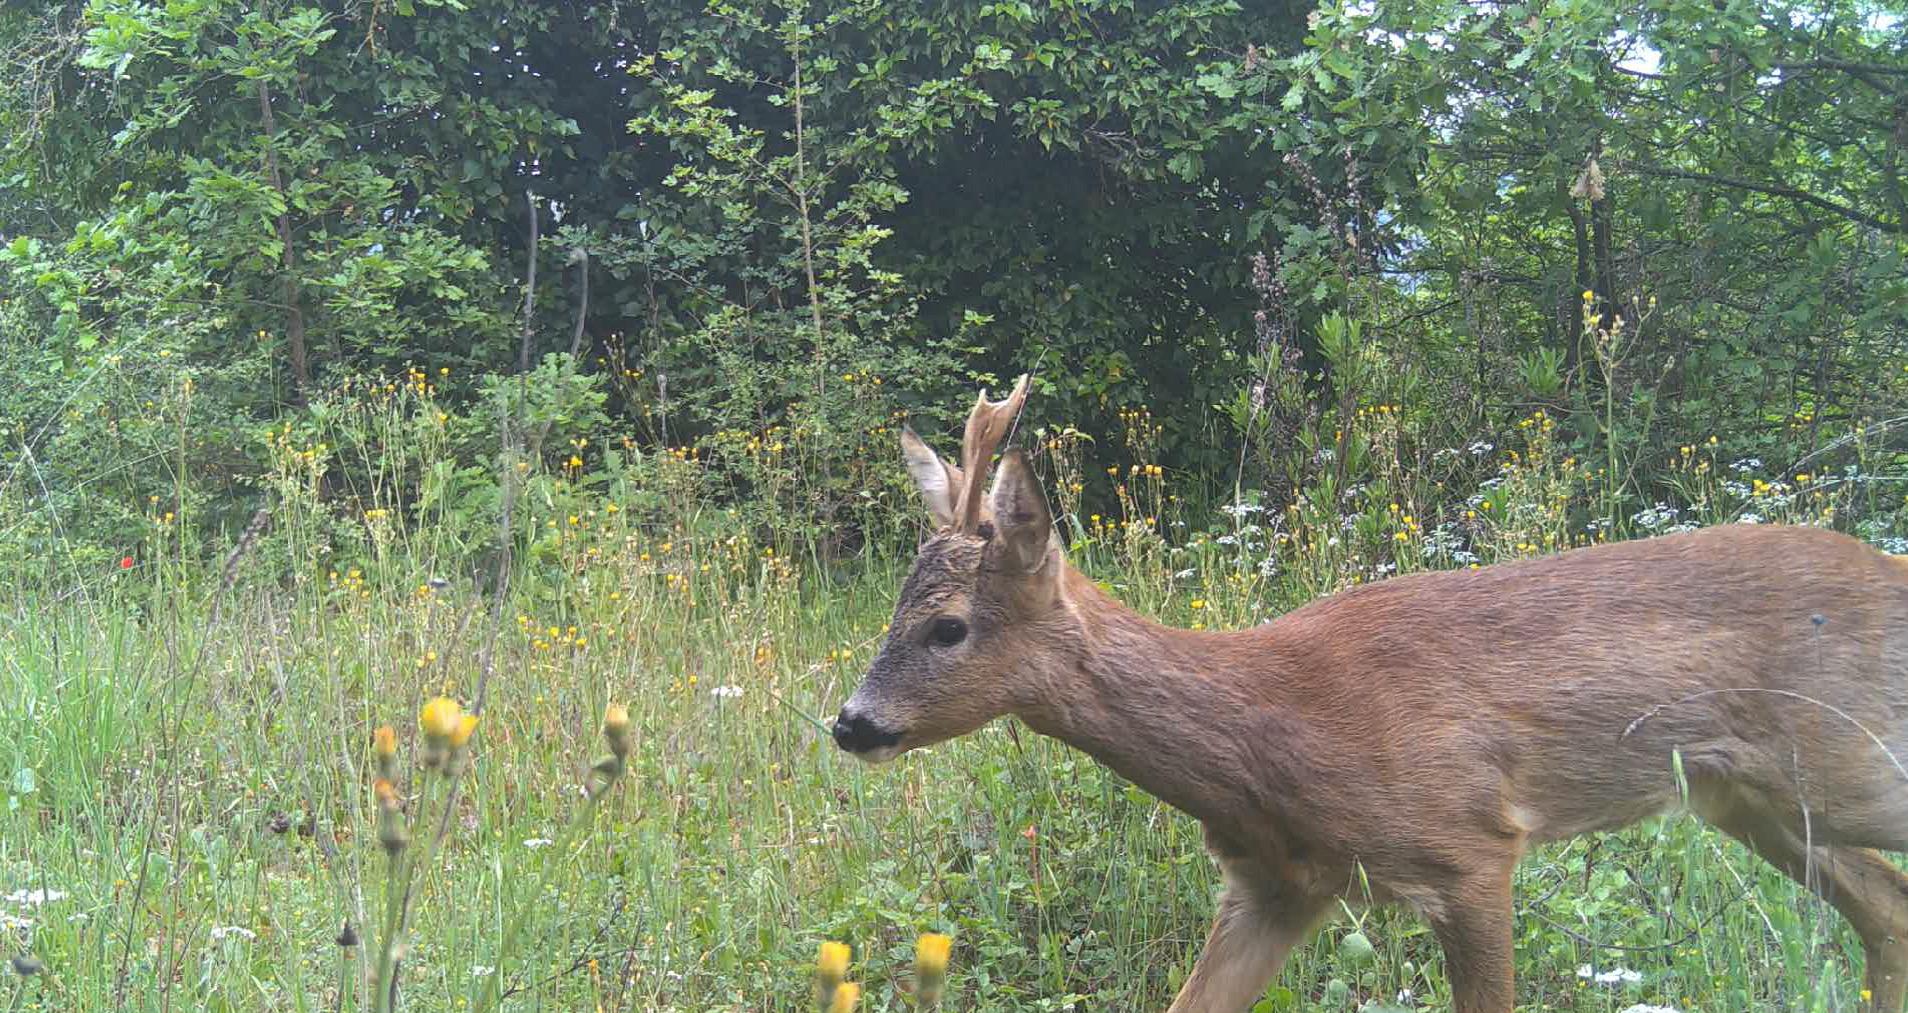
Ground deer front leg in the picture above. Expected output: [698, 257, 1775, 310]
[1426, 864, 1517, 1013]
[1165, 878, 1329, 1013]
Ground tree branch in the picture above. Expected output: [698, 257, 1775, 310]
[1618, 161, 1903, 234]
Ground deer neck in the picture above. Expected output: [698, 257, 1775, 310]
[1013, 567, 1306, 837]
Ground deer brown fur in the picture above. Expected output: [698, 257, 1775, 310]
[833, 377, 1908, 1013]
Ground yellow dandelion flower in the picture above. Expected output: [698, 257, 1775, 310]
[915, 932, 952, 1002]
[419, 696, 463, 743]
[450, 714, 479, 749]
[817, 940, 851, 999]
[827, 982, 860, 1013]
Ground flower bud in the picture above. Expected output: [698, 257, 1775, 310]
[603, 702, 632, 760]
[372, 726, 398, 780]
[374, 778, 408, 856]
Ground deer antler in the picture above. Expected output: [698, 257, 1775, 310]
[955, 373, 1031, 533]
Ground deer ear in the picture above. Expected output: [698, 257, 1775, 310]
[988, 449, 1053, 572]
[900, 426, 961, 528]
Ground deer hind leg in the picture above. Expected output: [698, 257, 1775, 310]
[1699, 791, 1908, 1013]
[1163, 878, 1329, 1013]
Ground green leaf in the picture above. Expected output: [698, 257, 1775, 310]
[1196, 71, 1239, 99]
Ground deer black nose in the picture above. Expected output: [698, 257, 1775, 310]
[832, 708, 902, 753]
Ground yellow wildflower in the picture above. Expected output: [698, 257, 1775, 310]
[817, 941, 850, 996]
[915, 932, 952, 1004]
[450, 714, 480, 749]
[604, 703, 632, 760]
[826, 982, 860, 1013]
[419, 696, 463, 743]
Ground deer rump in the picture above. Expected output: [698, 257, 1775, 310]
[835, 377, 1908, 1013]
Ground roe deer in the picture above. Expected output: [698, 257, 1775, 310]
[833, 375, 1908, 1013]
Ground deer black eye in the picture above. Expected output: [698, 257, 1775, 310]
[928, 617, 968, 647]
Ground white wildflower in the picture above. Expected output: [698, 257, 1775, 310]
[523, 838, 554, 850]
[1577, 964, 1643, 986]
[2, 889, 63, 907]
[710, 685, 743, 699]
[1630, 503, 1678, 530]
[209, 925, 256, 942]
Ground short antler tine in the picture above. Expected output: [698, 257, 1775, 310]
[955, 373, 1032, 532]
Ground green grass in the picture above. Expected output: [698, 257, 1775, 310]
[0, 387, 1895, 1011]
[0, 521, 1881, 1013]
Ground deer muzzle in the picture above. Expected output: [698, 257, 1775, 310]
[831, 704, 903, 760]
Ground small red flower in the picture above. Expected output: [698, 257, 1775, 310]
[119, 556, 135, 570]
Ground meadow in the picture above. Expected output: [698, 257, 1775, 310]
[3, 0, 1903, 1008]
[1, 372, 1901, 1013]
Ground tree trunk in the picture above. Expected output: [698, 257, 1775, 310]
[256, 81, 309, 405]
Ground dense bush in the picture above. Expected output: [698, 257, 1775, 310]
[0, 0, 1903, 573]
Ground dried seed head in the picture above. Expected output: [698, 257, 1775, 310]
[335, 921, 359, 949]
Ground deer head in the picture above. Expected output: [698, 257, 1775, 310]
[833, 374, 1065, 761]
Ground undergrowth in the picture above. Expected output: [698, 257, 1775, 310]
[1, 352, 1904, 1012]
